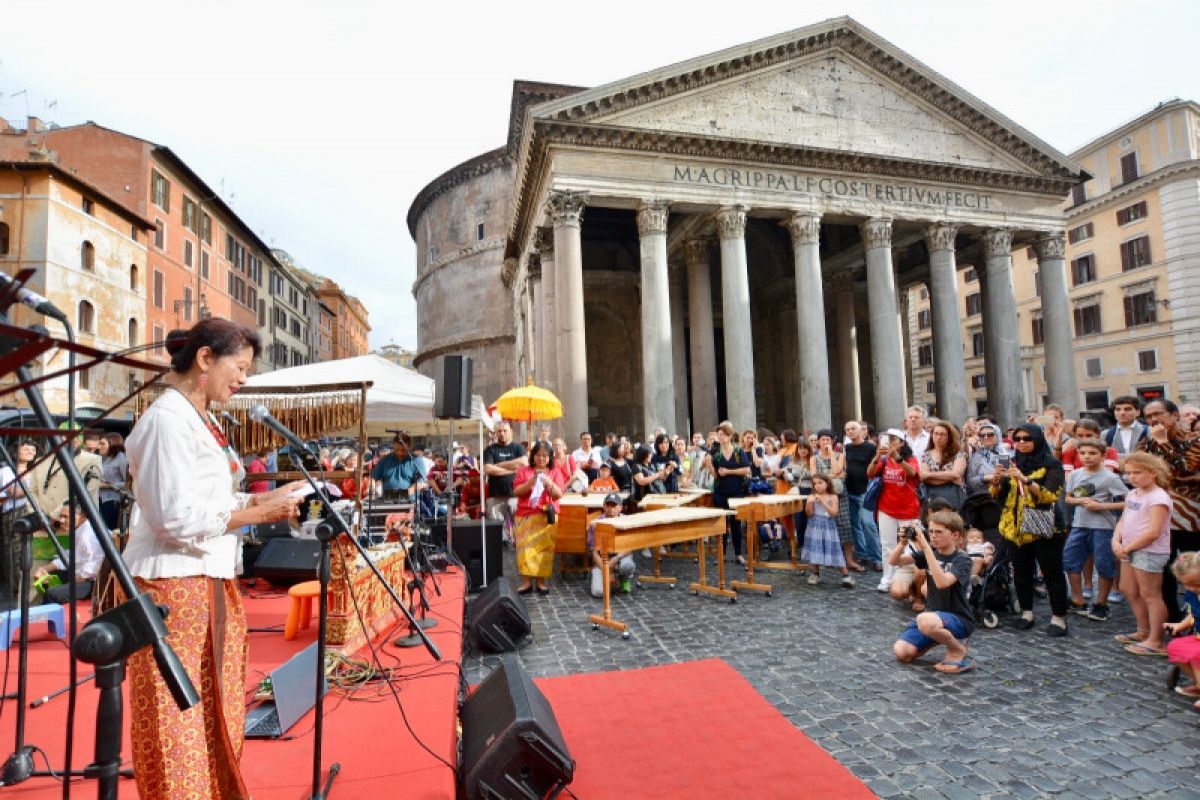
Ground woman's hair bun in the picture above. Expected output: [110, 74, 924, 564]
[164, 329, 190, 357]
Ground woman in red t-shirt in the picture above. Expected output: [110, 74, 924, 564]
[868, 436, 922, 599]
[512, 440, 565, 595]
[338, 451, 369, 500]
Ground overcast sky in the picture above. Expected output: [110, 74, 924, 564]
[2, 0, 1197, 351]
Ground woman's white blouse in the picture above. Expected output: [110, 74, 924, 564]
[123, 389, 250, 580]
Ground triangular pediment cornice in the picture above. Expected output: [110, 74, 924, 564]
[528, 17, 1079, 180]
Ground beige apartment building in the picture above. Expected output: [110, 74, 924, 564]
[910, 98, 1200, 421]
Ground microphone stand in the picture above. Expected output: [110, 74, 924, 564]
[0, 312, 199, 797]
[393, 491, 440, 649]
[286, 449, 440, 800]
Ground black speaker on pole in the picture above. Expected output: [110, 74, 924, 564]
[468, 578, 531, 653]
[252, 538, 321, 586]
[434, 354, 473, 419]
[460, 655, 574, 800]
[430, 520, 503, 591]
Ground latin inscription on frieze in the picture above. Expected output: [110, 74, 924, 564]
[671, 164, 993, 210]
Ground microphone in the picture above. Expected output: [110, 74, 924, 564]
[248, 404, 311, 459]
[219, 411, 242, 428]
[0, 272, 68, 323]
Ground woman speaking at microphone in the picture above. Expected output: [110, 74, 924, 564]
[124, 319, 302, 799]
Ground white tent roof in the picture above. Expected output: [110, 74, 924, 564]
[240, 354, 485, 437]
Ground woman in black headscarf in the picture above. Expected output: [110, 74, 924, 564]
[990, 422, 1069, 636]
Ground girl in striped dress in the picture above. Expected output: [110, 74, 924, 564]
[802, 474, 855, 588]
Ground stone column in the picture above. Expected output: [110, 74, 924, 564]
[783, 212, 832, 430]
[636, 201, 675, 438]
[834, 279, 862, 423]
[547, 190, 589, 438]
[1035, 232, 1079, 417]
[715, 206, 757, 432]
[535, 227, 557, 395]
[981, 228, 1024, 427]
[685, 239, 718, 433]
[669, 262, 689, 435]
[528, 259, 541, 386]
[924, 223, 968, 424]
[860, 217, 908, 429]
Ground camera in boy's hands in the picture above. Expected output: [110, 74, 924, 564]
[903, 526, 920, 542]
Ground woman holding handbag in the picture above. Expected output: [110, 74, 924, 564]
[920, 421, 968, 512]
[991, 422, 1069, 636]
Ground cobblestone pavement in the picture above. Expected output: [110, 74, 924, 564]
[463, 548, 1200, 799]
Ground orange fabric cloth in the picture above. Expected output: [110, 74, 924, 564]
[589, 476, 619, 493]
[128, 577, 249, 800]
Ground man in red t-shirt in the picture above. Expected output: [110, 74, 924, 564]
[246, 448, 270, 494]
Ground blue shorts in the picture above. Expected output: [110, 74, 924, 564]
[898, 612, 971, 651]
[1062, 527, 1117, 579]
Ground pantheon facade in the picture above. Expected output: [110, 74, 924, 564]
[407, 17, 1086, 438]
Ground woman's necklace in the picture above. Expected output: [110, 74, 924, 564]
[168, 386, 239, 475]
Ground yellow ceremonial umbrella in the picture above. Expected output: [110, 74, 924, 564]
[494, 379, 563, 434]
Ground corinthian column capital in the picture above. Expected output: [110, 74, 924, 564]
[981, 228, 1015, 259]
[783, 212, 821, 246]
[923, 223, 959, 254]
[545, 190, 588, 228]
[858, 217, 893, 250]
[684, 238, 710, 267]
[1034, 231, 1067, 261]
[636, 201, 670, 236]
[714, 205, 747, 241]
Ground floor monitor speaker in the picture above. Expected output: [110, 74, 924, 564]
[468, 578, 531, 653]
[434, 355, 473, 419]
[460, 655, 574, 800]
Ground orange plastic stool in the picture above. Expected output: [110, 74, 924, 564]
[283, 580, 322, 640]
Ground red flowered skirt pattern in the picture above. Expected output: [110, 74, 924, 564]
[128, 576, 250, 799]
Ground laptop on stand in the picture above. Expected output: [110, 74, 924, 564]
[245, 641, 326, 739]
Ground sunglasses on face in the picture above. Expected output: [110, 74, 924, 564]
[980, 432, 997, 438]
[1013, 436, 1034, 442]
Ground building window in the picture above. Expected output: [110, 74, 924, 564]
[1084, 390, 1110, 411]
[1071, 255, 1096, 286]
[154, 220, 165, 250]
[1124, 290, 1158, 327]
[1070, 183, 1087, 207]
[919, 287, 928, 301]
[964, 267, 977, 283]
[1085, 357, 1103, 378]
[1067, 222, 1094, 244]
[1073, 304, 1101, 336]
[970, 374, 986, 389]
[151, 170, 170, 212]
[153, 270, 164, 309]
[0, 221, 9, 256]
[258, 299, 266, 328]
[82, 197, 94, 216]
[128, 317, 138, 346]
[77, 300, 95, 334]
[965, 292, 982, 316]
[153, 324, 165, 355]
[129, 264, 138, 291]
[130, 224, 138, 242]
[1120, 236, 1152, 271]
[1137, 349, 1159, 372]
[291, 319, 301, 338]
[925, 380, 935, 395]
[1025, 246, 1036, 260]
[917, 343, 933, 367]
[1120, 152, 1139, 184]
[182, 196, 197, 233]
[80, 366, 90, 391]
[477, 223, 485, 241]
[1033, 270, 1040, 298]
[183, 287, 193, 322]
[200, 212, 212, 245]
[1031, 316, 1044, 345]
[917, 309, 931, 330]
[1116, 200, 1149, 225]
[201, 250, 209, 280]
[183, 240, 193, 268]
[81, 240, 95, 272]
[971, 331, 984, 357]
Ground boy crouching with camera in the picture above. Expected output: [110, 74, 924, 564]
[889, 510, 976, 674]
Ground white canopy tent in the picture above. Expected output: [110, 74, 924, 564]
[239, 354, 487, 437]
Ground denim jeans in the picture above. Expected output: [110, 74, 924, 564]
[846, 492, 882, 564]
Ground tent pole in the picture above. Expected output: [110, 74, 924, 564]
[479, 419, 487, 590]
[355, 382, 367, 537]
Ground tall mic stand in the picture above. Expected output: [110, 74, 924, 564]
[0, 314, 199, 797]
[285, 447, 440, 799]
[393, 491, 441, 649]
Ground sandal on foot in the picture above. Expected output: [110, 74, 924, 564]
[1124, 643, 1167, 657]
[934, 657, 976, 674]
[1113, 633, 1146, 645]
[1174, 685, 1200, 698]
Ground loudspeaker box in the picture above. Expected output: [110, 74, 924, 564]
[253, 538, 320, 586]
[468, 578, 531, 653]
[434, 354, 473, 419]
[460, 655, 574, 800]
[430, 520, 503, 591]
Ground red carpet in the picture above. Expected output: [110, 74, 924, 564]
[0, 568, 465, 799]
[535, 659, 875, 799]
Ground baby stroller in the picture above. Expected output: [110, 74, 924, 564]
[959, 491, 1020, 629]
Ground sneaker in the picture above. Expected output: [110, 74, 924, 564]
[1087, 603, 1110, 622]
[807, 573, 820, 586]
[641, 548, 652, 557]
[841, 575, 856, 589]
[1082, 587, 1094, 600]
[620, 579, 633, 594]
[876, 579, 890, 593]
[1109, 591, 1124, 603]
[1068, 601, 1089, 616]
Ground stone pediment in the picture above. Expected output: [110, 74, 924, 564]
[527, 17, 1080, 181]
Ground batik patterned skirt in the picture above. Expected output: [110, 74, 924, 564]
[128, 576, 249, 800]
[515, 513, 557, 578]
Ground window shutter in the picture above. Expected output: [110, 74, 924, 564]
[1124, 296, 1134, 327]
